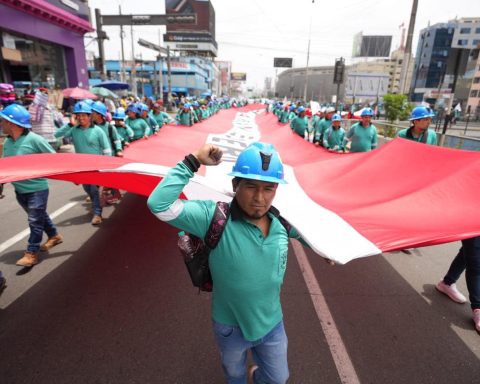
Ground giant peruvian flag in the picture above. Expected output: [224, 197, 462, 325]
[1, 104, 479, 264]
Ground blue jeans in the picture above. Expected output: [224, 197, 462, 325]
[16, 189, 58, 253]
[82, 184, 102, 216]
[213, 320, 289, 384]
[443, 237, 480, 310]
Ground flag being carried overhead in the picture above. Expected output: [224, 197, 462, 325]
[1, 104, 479, 264]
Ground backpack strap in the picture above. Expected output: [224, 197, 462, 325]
[406, 127, 428, 143]
[204, 201, 230, 249]
[108, 124, 116, 153]
[277, 215, 291, 234]
[269, 205, 292, 234]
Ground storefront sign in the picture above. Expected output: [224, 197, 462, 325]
[60, 0, 80, 11]
[1, 47, 22, 62]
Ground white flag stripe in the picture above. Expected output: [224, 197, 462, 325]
[276, 166, 381, 264]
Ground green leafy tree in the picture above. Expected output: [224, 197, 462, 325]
[383, 94, 412, 123]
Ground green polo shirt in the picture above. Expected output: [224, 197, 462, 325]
[2, 131, 55, 193]
[55, 123, 112, 156]
[150, 111, 172, 129]
[125, 117, 151, 140]
[176, 111, 194, 126]
[115, 124, 134, 144]
[147, 162, 303, 341]
[345, 122, 378, 152]
[290, 116, 308, 137]
[323, 127, 346, 150]
[314, 118, 332, 142]
[96, 121, 123, 153]
[397, 128, 437, 145]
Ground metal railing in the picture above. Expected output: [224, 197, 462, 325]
[343, 119, 480, 151]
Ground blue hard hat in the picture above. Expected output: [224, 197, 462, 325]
[193, 101, 199, 107]
[332, 113, 342, 122]
[126, 103, 140, 114]
[229, 142, 287, 184]
[289, 104, 297, 111]
[184, 103, 192, 108]
[360, 107, 374, 117]
[0, 104, 32, 129]
[91, 101, 108, 117]
[410, 106, 434, 121]
[297, 106, 305, 113]
[73, 101, 92, 114]
[83, 99, 95, 106]
[138, 103, 149, 112]
[112, 109, 126, 120]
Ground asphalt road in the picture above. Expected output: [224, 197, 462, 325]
[0, 180, 479, 384]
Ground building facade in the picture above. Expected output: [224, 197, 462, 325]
[89, 56, 218, 98]
[465, 53, 480, 119]
[410, 18, 480, 110]
[0, 0, 92, 89]
[347, 48, 414, 102]
[276, 66, 341, 103]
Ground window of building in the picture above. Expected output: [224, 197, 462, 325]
[471, 90, 478, 97]
[460, 27, 471, 34]
[476, 27, 480, 34]
[457, 39, 469, 46]
[473, 39, 480, 46]
[473, 77, 480, 84]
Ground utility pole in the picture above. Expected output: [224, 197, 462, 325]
[167, 46, 173, 110]
[158, 29, 163, 100]
[131, 24, 137, 97]
[399, 0, 418, 95]
[119, 5, 126, 83]
[95, 8, 107, 80]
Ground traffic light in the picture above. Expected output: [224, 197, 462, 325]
[333, 58, 345, 84]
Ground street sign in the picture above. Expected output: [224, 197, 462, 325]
[231, 72, 247, 81]
[138, 38, 168, 55]
[100, 13, 196, 26]
[274, 58, 293, 68]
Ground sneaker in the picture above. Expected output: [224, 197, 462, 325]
[473, 309, 480, 333]
[40, 234, 63, 252]
[436, 280, 467, 304]
[16, 251, 39, 267]
[91, 215, 103, 225]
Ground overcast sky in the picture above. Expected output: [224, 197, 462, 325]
[87, 0, 480, 88]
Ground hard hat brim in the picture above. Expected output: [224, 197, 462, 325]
[0, 111, 31, 129]
[228, 171, 287, 184]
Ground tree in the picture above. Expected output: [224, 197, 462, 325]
[383, 94, 412, 123]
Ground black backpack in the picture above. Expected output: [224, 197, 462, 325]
[178, 202, 291, 292]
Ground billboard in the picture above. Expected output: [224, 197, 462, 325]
[274, 58, 293, 68]
[165, 0, 217, 56]
[165, 0, 215, 38]
[352, 33, 392, 57]
[231, 72, 247, 81]
[45, 0, 90, 21]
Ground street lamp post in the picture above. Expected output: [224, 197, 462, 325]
[303, 0, 315, 102]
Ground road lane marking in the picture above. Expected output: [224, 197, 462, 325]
[291, 239, 361, 384]
[0, 202, 78, 254]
